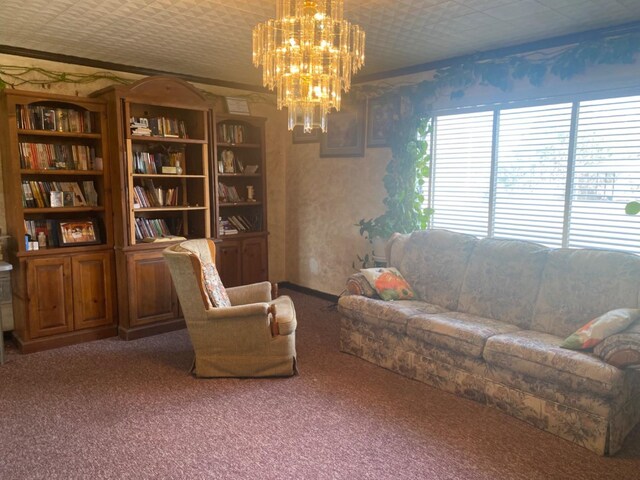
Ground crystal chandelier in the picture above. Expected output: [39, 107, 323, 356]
[253, 0, 365, 132]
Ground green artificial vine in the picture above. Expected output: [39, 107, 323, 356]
[354, 27, 640, 262]
[0, 65, 273, 107]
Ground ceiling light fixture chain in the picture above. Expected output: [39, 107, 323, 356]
[253, 0, 365, 132]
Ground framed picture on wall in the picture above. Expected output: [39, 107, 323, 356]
[319, 102, 366, 157]
[292, 126, 321, 144]
[366, 95, 400, 148]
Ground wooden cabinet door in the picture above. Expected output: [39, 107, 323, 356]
[27, 257, 73, 339]
[217, 241, 242, 287]
[72, 252, 115, 330]
[242, 237, 268, 285]
[127, 250, 178, 327]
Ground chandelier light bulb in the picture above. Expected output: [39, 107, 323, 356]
[253, 0, 366, 133]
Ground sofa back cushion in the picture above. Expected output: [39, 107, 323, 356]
[531, 248, 640, 338]
[458, 238, 549, 328]
[396, 229, 477, 310]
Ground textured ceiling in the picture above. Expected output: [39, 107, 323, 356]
[1, 0, 640, 88]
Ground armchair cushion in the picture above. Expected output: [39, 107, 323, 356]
[202, 263, 231, 307]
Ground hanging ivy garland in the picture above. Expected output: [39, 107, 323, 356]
[0, 65, 271, 106]
[353, 28, 640, 250]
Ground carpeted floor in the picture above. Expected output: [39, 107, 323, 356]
[1, 289, 639, 479]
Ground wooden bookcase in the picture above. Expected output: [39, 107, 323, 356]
[92, 76, 211, 340]
[0, 90, 117, 352]
[213, 114, 268, 286]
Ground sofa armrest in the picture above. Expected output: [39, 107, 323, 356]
[594, 322, 640, 368]
[345, 272, 379, 298]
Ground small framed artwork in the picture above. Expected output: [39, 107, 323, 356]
[319, 102, 366, 158]
[367, 95, 400, 148]
[58, 219, 101, 247]
[292, 126, 321, 144]
[62, 191, 75, 207]
[225, 97, 251, 116]
[50, 191, 64, 208]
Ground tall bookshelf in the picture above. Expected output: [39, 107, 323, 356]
[213, 114, 268, 287]
[0, 90, 117, 353]
[93, 76, 211, 339]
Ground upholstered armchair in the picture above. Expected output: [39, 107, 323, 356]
[163, 239, 297, 377]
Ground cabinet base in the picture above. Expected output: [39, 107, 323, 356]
[13, 325, 118, 354]
[118, 318, 186, 341]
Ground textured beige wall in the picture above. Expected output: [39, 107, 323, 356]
[285, 141, 390, 294]
[0, 54, 288, 283]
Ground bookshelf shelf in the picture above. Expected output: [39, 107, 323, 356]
[23, 206, 106, 214]
[132, 173, 206, 179]
[21, 169, 104, 176]
[134, 206, 207, 212]
[129, 135, 207, 145]
[17, 129, 102, 139]
[216, 142, 261, 149]
[219, 201, 263, 207]
[218, 173, 261, 178]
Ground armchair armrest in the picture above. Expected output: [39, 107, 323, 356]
[205, 302, 270, 319]
[226, 281, 272, 306]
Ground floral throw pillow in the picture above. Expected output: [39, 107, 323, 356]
[360, 267, 415, 301]
[560, 308, 640, 350]
[202, 262, 231, 308]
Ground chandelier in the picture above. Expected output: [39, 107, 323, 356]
[252, 0, 365, 132]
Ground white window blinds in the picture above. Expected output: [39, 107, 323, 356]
[429, 93, 640, 253]
[569, 96, 640, 253]
[494, 104, 572, 247]
[431, 111, 493, 236]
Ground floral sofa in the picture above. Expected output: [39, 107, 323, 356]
[338, 229, 640, 455]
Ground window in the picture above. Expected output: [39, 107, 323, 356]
[429, 94, 640, 254]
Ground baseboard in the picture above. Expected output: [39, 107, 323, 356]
[277, 282, 339, 303]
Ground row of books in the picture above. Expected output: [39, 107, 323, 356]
[218, 182, 243, 203]
[134, 217, 182, 241]
[17, 105, 93, 133]
[133, 183, 180, 208]
[22, 180, 98, 208]
[132, 150, 185, 174]
[218, 124, 248, 144]
[130, 116, 188, 138]
[219, 215, 262, 235]
[19, 142, 99, 171]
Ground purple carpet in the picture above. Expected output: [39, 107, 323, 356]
[1, 289, 639, 479]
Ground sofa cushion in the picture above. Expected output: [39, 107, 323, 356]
[531, 248, 640, 338]
[457, 238, 549, 328]
[397, 229, 477, 310]
[407, 311, 520, 358]
[484, 330, 625, 398]
[338, 295, 448, 334]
